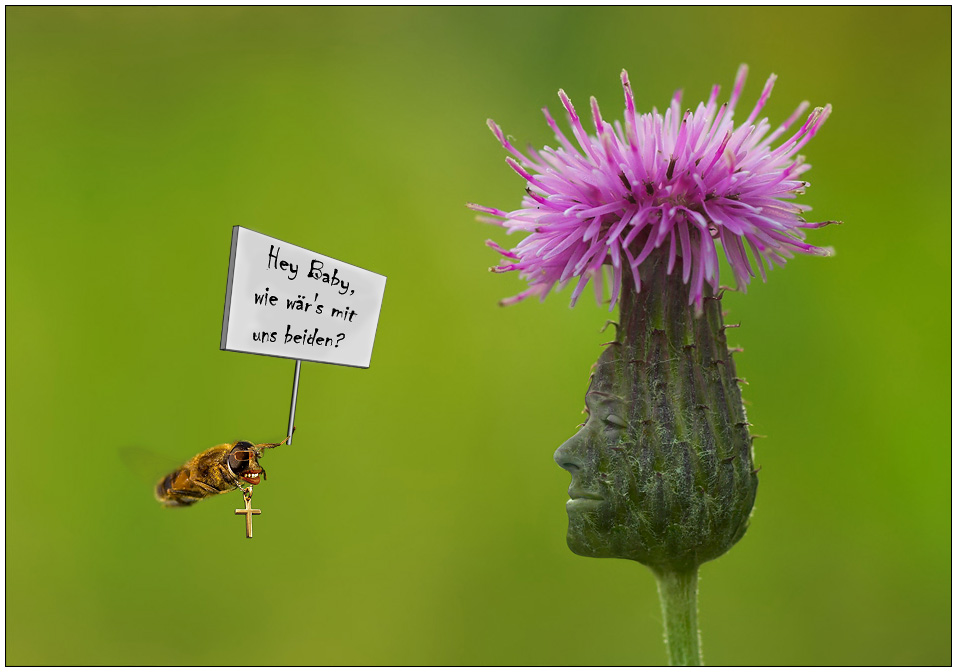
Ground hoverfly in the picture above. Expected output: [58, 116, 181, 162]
[155, 432, 291, 507]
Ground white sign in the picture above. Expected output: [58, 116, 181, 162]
[221, 227, 386, 368]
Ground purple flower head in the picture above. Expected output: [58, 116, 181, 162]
[469, 65, 837, 311]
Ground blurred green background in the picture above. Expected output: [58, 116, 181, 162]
[6, 6, 950, 666]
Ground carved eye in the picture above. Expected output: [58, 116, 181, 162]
[605, 414, 628, 429]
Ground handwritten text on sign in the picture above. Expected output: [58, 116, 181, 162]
[221, 227, 386, 368]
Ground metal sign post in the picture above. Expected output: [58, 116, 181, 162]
[287, 359, 302, 445]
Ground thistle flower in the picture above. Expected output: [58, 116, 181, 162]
[469, 65, 836, 311]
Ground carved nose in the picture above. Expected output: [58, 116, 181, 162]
[554, 441, 583, 474]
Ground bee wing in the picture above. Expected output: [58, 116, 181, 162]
[118, 446, 182, 488]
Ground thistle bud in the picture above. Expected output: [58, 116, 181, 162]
[554, 246, 758, 573]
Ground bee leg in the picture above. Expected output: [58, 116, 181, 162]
[192, 480, 230, 495]
[166, 490, 203, 505]
[256, 428, 295, 451]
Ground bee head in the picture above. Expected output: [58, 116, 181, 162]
[227, 441, 266, 486]
[225, 432, 292, 487]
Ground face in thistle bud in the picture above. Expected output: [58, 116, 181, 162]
[553, 354, 645, 562]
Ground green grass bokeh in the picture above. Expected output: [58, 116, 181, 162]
[6, 6, 950, 665]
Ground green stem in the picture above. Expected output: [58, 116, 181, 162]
[653, 568, 703, 666]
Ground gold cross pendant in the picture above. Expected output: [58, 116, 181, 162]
[235, 486, 261, 538]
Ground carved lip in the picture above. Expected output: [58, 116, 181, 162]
[566, 497, 603, 512]
[568, 490, 603, 500]
[566, 490, 603, 512]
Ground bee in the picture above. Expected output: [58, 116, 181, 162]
[155, 432, 291, 507]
